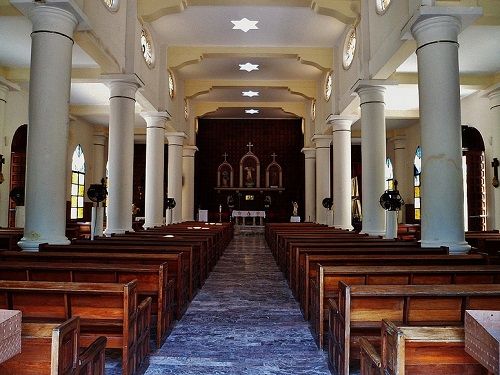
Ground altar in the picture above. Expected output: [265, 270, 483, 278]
[232, 210, 266, 226]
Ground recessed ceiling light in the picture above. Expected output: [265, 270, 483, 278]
[239, 62, 259, 72]
[245, 109, 259, 114]
[231, 18, 259, 32]
[242, 91, 259, 98]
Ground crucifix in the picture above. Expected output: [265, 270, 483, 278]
[492, 158, 499, 188]
[222, 152, 228, 162]
[271, 153, 277, 162]
[246, 142, 254, 153]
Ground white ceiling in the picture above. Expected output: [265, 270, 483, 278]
[151, 6, 345, 47]
[0, 4, 497, 126]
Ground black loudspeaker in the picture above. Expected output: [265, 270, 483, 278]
[322, 197, 333, 210]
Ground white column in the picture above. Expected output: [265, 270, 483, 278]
[18, 6, 78, 250]
[92, 131, 107, 184]
[355, 83, 387, 236]
[182, 145, 198, 222]
[302, 148, 316, 223]
[411, 15, 469, 253]
[0, 82, 8, 228]
[312, 135, 331, 225]
[487, 88, 500, 229]
[330, 116, 355, 230]
[166, 132, 186, 224]
[391, 136, 409, 223]
[103, 75, 142, 235]
[141, 112, 169, 228]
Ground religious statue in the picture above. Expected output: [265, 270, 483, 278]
[222, 170, 230, 187]
[244, 166, 255, 187]
[292, 201, 298, 216]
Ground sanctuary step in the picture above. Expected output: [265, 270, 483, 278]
[130, 234, 330, 375]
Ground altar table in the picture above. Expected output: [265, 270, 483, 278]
[232, 210, 266, 226]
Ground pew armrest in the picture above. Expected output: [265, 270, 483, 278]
[359, 337, 382, 375]
[78, 336, 107, 375]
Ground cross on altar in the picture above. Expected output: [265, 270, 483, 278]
[222, 152, 228, 161]
[246, 142, 254, 153]
[271, 153, 277, 162]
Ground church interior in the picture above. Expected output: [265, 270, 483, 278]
[0, 0, 499, 374]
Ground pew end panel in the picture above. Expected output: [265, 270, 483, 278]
[359, 337, 382, 375]
[78, 336, 107, 375]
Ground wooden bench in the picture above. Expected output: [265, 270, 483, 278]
[0, 250, 189, 320]
[0, 316, 107, 375]
[0, 280, 146, 375]
[328, 283, 500, 375]
[300, 253, 486, 323]
[0, 228, 23, 251]
[312, 264, 500, 348]
[359, 320, 487, 375]
[0, 261, 173, 347]
[67, 240, 203, 293]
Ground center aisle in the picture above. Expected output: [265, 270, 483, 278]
[142, 233, 330, 375]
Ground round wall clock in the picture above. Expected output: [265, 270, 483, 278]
[141, 26, 154, 68]
[342, 26, 357, 70]
[376, 0, 391, 14]
[168, 70, 175, 99]
[324, 71, 332, 101]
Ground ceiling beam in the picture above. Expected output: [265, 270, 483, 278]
[0, 67, 103, 83]
[389, 72, 498, 90]
[311, 0, 360, 25]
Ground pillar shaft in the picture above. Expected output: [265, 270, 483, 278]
[313, 135, 331, 224]
[166, 132, 186, 224]
[392, 136, 409, 223]
[142, 112, 169, 228]
[411, 15, 469, 253]
[92, 131, 107, 184]
[488, 90, 500, 229]
[356, 84, 387, 236]
[182, 146, 198, 222]
[302, 148, 316, 223]
[19, 6, 78, 250]
[103, 75, 141, 235]
[331, 117, 355, 230]
[0, 83, 8, 228]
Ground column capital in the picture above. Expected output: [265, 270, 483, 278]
[312, 134, 331, 148]
[301, 148, 316, 159]
[484, 84, 500, 109]
[102, 74, 144, 98]
[401, 6, 481, 43]
[183, 145, 198, 157]
[390, 135, 407, 150]
[141, 111, 171, 128]
[93, 131, 107, 146]
[166, 132, 187, 146]
[327, 115, 357, 132]
[11, 1, 90, 30]
[352, 80, 393, 103]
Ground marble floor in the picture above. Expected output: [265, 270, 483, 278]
[106, 234, 331, 375]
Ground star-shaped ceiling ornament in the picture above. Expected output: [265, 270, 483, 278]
[231, 18, 259, 32]
[245, 109, 259, 114]
[239, 62, 259, 72]
[242, 90, 259, 98]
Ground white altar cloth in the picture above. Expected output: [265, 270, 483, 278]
[232, 210, 266, 218]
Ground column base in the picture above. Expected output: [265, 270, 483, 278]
[334, 224, 354, 231]
[103, 227, 134, 236]
[360, 229, 386, 237]
[143, 221, 164, 229]
[420, 239, 471, 255]
[18, 235, 70, 251]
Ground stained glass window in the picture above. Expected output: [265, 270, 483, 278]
[385, 157, 394, 190]
[141, 27, 154, 68]
[324, 72, 332, 101]
[342, 27, 356, 69]
[414, 146, 422, 220]
[376, 0, 391, 14]
[102, 0, 118, 11]
[71, 145, 85, 220]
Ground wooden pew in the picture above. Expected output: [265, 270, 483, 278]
[312, 264, 500, 348]
[300, 253, 487, 323]
[328, 283, 500, 375]
[289, 244, 446, 297]
[0, 228, 23, 251]
[0, 261, 173, 347]
[65, 240, 202, 293]
[0, 280, 144, 375]
[0, 316, 107, 375]
[0, 250, 189, 320]
[359, 320, 488, 375]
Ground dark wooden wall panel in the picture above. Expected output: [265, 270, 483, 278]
[195, 119, 305, 222]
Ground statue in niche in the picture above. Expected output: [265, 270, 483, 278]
[222, 170, 230, 187]
[292, 201, 298, 216]
[244, 166, 255, 187]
